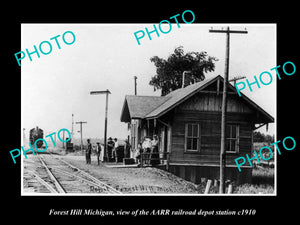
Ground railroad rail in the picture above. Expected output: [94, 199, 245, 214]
[37, 154, 66, 193]
[56, 156, 121, 194]
[26, 170, 58, 193]
[34, 153, 121, 194]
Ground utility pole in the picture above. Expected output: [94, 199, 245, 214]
[62, 130, 65, 148]
[134, 76, 137, 95]
[53, 131, 56, 147]
[90, 89, 111, 162]
[71, 114, 74, 139]
[23, 128, 26, 147]
[76, 121, 87, 155]
[209, 26, 247, 194]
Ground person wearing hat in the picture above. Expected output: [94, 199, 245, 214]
[112, 138, 119, 163]
[142, 136, 152, 165]
[86, 139, 92, 164]
[107, 137, 114, 161]
[124, 139, 131, 159]
[96, 142, 102, 165]
[150, 135, 159, 166]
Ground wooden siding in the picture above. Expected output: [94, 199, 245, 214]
[178, 92, 252, 113]
[170, 110, 253, 166]
[169, 165, 252, 184]
[130, 119, 142, 151]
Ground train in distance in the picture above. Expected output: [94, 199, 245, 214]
[30, 126, 44, 149]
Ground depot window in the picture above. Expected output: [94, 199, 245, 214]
[225, 124, 239, 153]
[185, 123, 200, 152]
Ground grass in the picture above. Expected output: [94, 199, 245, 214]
[198, 166, 275, 194]
[234, 166, 274, 194]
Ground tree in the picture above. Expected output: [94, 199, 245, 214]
[253, 131, 274, 143]
[149, 46, 218, 96]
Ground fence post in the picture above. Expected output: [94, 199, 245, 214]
[228, 184, 233, 194]
[204, 179, 212, 194]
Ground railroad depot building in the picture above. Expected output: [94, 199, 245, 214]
[120, 75, 274, 184]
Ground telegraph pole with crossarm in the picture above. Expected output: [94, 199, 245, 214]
[209, 27, 248, 194]
[229, 76, 246, 85]
[76, 121, 87, 155]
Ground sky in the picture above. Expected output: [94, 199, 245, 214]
[21, 23, 276, 142]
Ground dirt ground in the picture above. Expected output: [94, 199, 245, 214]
[23, 149, 274, 194]
[62, 155, 199, 194]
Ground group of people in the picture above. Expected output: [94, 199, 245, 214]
[85, 135, 160, 166]
[107, 137, 123, 163]
[85, 137, 128, 165]
[85, 139, 103, 165]
[134, 135, 160, 166]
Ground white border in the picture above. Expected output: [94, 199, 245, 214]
[21, 23, 277, 196]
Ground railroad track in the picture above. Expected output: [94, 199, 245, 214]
[31, 153, 121, 194]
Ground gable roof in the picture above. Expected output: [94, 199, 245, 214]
[146, 76, 217, 119]
[120, 95, 168, 122]
[120, 75, 274, 124]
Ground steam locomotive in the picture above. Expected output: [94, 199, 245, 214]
[29, 126, 44, 148]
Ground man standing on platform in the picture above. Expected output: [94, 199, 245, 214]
[150, 135, 159, 166]
[113, 138, 119, 163]
[142, 137, 152, 165]
[86, 139, 92, 164]
[107, 137, 114, 161]
[96, 142, 102, 165]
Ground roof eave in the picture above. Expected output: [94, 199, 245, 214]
[144, 75, 274, 123]
[238, 91, 274, 124]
